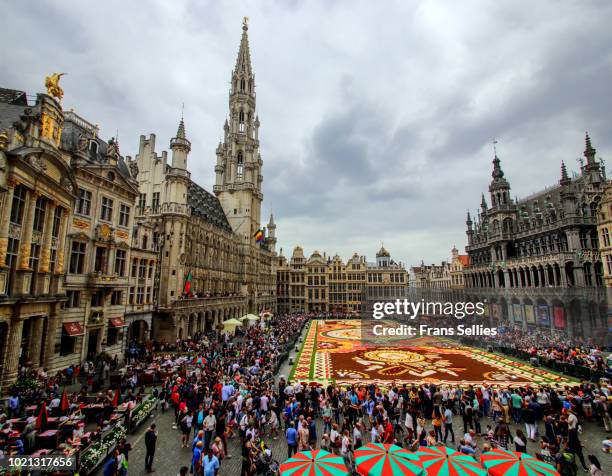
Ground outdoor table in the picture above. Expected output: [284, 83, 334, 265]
[137, 371, 154, 385]
[47, 417, 60, 429]
[2, 429, 21, 441]
[30, 448, 51, 457]
[81, 431, 92, 445]
[7, 418, 27, 432]
[36, 429, 59, 449]
[81, 404, 104, 422]
[109, 413, 123, 423]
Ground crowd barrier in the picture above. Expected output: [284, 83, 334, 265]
[460, 338, 610, 383]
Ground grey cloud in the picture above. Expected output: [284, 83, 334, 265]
[1, 0, 611, 267]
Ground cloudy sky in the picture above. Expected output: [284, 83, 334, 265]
[2, 0, 611, 267]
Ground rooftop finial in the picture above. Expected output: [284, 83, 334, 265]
[493, 139, 498, 157]
[481, 193, 487, 209]
[176, 116, 186, 139]
[584, 131, 596, 164]
[560, 160, 570, 185]
[243, 16, 249, 30]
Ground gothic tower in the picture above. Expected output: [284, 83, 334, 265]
[214, 18, 263, 245]
[267, 213, 276, 253]
[166, 116, 191, 213]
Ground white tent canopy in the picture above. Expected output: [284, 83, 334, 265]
[221, 318, 243, 334]
[240, 314, 260, 321]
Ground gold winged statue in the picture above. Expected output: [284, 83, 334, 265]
[44, 73, 67, 100]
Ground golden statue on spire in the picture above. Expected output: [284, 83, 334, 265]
[44, 73, 66, 101]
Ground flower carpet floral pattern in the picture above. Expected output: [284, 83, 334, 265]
[290, 320, 578, 388]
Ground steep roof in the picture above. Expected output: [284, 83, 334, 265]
[0, 88, 28, 106]
[187, 180, 232, 233]
[0, 88, 28, 131]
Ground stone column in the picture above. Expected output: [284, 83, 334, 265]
[39, 201, 57, 273]
[18, 190, 37, 270]
[559, 264, 567, 286]
[54, 207, 68, 274]
[28, 316, 44, 367]
[43, 306, 60, 369]
[0, 177, 17, 267]
[3, 318, 24, 384]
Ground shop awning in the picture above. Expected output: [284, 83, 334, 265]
[63, 322, 85, 336]
[109, 318, 128, 328]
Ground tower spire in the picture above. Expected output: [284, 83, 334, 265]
[235, 16, 253, 77]
[170, 113, 191, 169]
[215, 19, 263, 244]
[560, 160, 570, 185]
[584, 131, 597, 166]
[176, 116, 186, 140]
[481, 193, 487, 210]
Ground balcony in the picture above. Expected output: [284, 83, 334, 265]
[88, 271, 125, 287]
[166, 168, 191, 180]
[160, 294, 247, 311]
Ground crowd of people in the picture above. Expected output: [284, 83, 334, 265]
[2, 313, 611, 476]
[469, 326, 611, 373]
[102, 312, 309, 475]
[136, 315, 610, 476]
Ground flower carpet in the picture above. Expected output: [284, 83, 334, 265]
[290, 319, 578, 388]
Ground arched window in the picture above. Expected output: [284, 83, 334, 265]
[240, 79, 245, 91]
[239, 110, 245, 132]
[89, 140, 99, 157]
[237, 151, 244, 180]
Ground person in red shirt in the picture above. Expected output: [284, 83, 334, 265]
[383, 418, 394, 443]
[214, 382, 222, 399]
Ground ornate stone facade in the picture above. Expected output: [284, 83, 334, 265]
[0, 87, 76, 391]
[596, 181, 612, 287]
[276, 246, 409, 314]
[130, 20, 276, 340]
[409, 248, 468, 290]
[61, 111, 140, 366]
[461, 135, 608, 342]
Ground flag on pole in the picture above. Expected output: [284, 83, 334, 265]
[112, 388, 120, 407]
[36, 402, 49, 431]
[184, 271, 192, 295]
[60, 389, 70, 413]
[254, 229, 265, 243]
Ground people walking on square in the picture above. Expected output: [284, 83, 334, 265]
[144, 423, 158, 473]
[285, 421, 297, 458]
[443, 404, 455, 443]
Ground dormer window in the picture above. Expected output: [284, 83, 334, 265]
[89, 140, 99, 157]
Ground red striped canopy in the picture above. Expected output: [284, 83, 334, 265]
[480, 449, 560, 476]
[280, 449, 349, 476]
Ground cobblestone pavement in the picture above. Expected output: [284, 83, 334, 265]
[95, 408, 610, 475]
[92, 329, 612, 476]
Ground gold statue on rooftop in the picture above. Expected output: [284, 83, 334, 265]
[44, 72, 66, 101]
